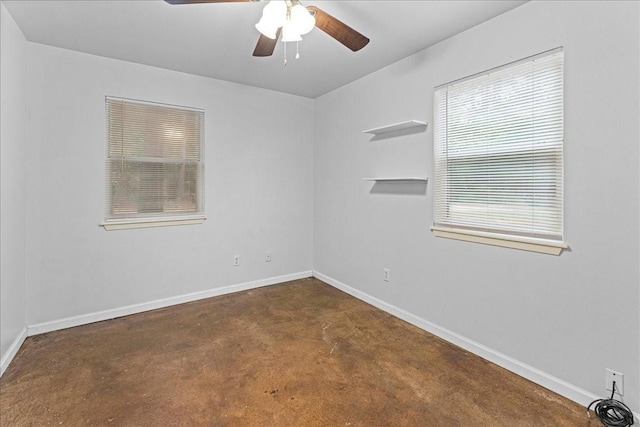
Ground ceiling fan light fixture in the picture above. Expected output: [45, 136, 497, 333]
[262, 0, 287, 28]
[255, 0, 314, 43]
[281, 21, 302, 42]
[289, 4, 315, 35]
[255, 0, 286, 38]
[255, 17, 279, 39]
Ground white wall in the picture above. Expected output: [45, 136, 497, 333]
[314, 0, 639, 412]
[24, 43, 314, 328]
[0, 2, 28, 373]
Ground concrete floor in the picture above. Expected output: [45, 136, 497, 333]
[1, 278, 599, 426]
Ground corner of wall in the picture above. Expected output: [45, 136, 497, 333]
[0, 0, 29, 375]
[0, 328, 27, 376]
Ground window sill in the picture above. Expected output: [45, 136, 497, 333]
[101, 216, 206, 231]
[431, 226, 568, 255]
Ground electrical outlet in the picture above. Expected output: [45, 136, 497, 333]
[383, 268, 390, 282]
[233, 255, 240, 267]
[606, 369, 624, 395]
[265, 251, 272, 262]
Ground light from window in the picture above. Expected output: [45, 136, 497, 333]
[432, 48, 565, 252]
[104, 97, 204, 227]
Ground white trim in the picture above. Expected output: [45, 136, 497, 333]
[101, 216, 206, 231]
[312, 270, 634, 415]
[0, 328, 27, 377]
[431, 226, 568, 255]
[27, 271, 312, 336]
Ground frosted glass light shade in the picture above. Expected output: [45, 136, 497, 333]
[263, 0, 287, 28]
[281, 21, 302, 42]
[255, 17, 279, 39]
[290, 4, 315, 35]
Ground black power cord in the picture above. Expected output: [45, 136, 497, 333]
[587, 381, 635, 427]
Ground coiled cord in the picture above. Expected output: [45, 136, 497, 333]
[587, 381, 634, 427]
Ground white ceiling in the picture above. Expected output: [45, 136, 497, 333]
[3, 0, 527, 98]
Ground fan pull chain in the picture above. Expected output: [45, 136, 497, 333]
[283, 41, 287, 66]
[296, 41, 300, 59]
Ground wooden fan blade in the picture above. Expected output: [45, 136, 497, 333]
[164, 0, 251, 5]
[253, 28, 281, 57]
[306, 6, 369, 52]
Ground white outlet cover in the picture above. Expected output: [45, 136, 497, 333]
[605, 369, 624, 395]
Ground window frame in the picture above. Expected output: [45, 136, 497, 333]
[101, 97, 206, 231]
[431, 48, 568, 255]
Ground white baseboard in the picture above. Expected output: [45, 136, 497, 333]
[312, 270, 627, 415]
[27, 271, 312, 337]
[1, 327, 27, 377]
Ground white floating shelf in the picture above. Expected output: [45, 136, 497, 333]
[363, 120, 427, 135]
[363, 177, 428, 182]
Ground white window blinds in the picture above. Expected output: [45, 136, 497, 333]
[105, 97, 204, 223]
[433, 48, 564, 243]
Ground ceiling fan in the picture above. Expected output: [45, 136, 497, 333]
[164, 0, 369, 58]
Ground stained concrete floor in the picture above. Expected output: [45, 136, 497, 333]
[1, 278, 599, 426]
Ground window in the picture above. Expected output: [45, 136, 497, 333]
[103, 97, 205, 230]
[432, 48, 567, 254]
